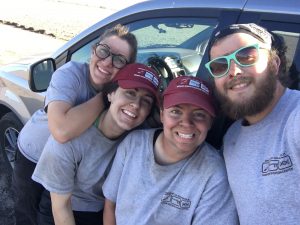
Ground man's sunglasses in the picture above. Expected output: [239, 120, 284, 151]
[94, 43, 128, 69]
[205, 44, 268, 78]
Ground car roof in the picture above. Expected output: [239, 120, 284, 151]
[52, 0, 300, 59]
[244, 0, 300, 15]
[52, 0, 247, 58]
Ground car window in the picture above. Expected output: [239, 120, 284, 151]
[133, 18, 217, 90]
[70, 17, 218, 90]
[260, 21, 300, 90]
[130, 18, 217, 78]
[274, 31, 300, 90]
[71, 39, 98, 64]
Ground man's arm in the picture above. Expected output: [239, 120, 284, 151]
[48, 92, 103, 143]
[51, 192, 75, 225]
[103, 199, 116, 225]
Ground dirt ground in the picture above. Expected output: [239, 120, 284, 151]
[0, 0, 140, 40]
[0, 24, 66, 66]
[0, 0, 142, 66]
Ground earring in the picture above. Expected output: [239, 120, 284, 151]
[107, 94, 112, 102]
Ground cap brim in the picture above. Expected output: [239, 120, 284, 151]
[163, 92, 215, 117]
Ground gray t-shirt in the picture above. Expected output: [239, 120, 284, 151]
[18, 61, 96, 162]
[32, 125, 119, 212]
[103, 129, 238, 225]
[223, 88, 300, 225]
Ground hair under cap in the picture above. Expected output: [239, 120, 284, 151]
[162, 76, 216, 117]
[113, 63, 160, 102]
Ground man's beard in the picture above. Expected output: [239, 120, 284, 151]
[214, 62, 278, 120]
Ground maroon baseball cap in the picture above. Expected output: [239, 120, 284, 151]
[162, 76, 216, 117]
[113, 63, 160, 102]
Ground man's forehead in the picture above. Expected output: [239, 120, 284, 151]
[211, 33, 266, 54]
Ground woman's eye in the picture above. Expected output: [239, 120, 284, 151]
[170, 109, 181, 115]
[142, 98, 153, 106]
[125, 90, 136, 97]
[193, 112, 208, 120]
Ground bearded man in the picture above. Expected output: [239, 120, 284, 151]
[205, 23, 300, 225]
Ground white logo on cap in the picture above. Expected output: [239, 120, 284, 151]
[200, 83, 209, 94]
[189, 79, 200, 88]
[187, 79, 209, 94]
[134, 68, 159, 87]
[145, 71, 159, 86]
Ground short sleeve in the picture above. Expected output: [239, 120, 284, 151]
[45, 62, 87, 107]
[32, 136, 79, 194]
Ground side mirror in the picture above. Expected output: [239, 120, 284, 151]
[29, 58, 56, 92]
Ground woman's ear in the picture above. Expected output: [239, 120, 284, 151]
[160, 109, 164, 124]
[90, 48, 95, 56]
[107, 92, 113, 102]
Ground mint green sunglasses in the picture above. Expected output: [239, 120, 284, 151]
[205, 44, 266, 78]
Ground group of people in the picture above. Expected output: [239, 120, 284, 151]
[12, 22, 299, 225]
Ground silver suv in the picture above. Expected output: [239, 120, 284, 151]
[0, 0, 300, 168]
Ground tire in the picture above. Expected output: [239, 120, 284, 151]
[0, 112, 23, 169]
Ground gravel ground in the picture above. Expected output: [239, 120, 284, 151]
[0, 1, 142, 224]
[0, 153, 14, 225]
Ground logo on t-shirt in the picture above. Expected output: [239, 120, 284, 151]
[261, 153, 293, 176]
[161, 192, 191, 210]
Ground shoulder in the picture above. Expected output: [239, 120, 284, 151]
[287, 89, 300, 111]
[223, 120, 242, 142]
[278, 89, 300, 125]
[117, 129, 157, 154]
[53, 61, 89, 79]
[286, 98, 300, 138]
[69, 126, 102, 146]
[201, 143, 224, 164]
[182, 143, 229, 186]
[58, 61, 88, 71]
[122, 128, 156, 142]
[40, 135, 77, 163]
[278, 88, 300, 111]
[287, 88, 300, 98]
[44, 135, 72, 152]
[193, 143, 226, 174]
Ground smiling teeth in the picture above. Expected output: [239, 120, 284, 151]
[233, 83, 247, 89]
[178, 133, 193, 139]
[97, 66, 109, 74]
[123, 109, 136, 118]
